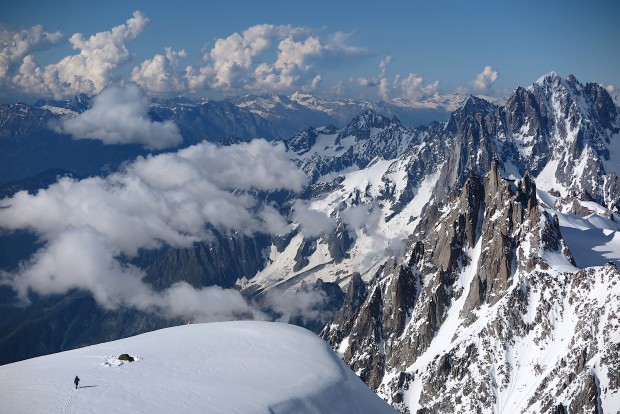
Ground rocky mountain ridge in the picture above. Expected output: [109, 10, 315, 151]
[0, 91, 449, 183]
[255, 74, 620, 412]
[283, 73, 620, 208]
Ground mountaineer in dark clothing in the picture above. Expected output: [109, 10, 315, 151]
[74, 376, 80, 389]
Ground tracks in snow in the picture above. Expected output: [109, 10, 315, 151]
[61, 356, 101, 414]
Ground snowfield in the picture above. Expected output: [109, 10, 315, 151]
[0, 321, 396, 414]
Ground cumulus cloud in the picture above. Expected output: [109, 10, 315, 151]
[6, 226, 261, 321]
[355, 76, 379, 88]
[0, 138, 306, 320]
[292, 200, 335, 237]
[183, 24, 366, 95]
[208, 24, 295, 89]
[379, 77, 391, 101]
[400, 73, 440, 101]
[254, 35, 324, 91]
[329, 81, 345, 97]
[355, 55, 392, 95]
[131, 47, 187, 94]
[473, 65, 499, 91]
[12, 11, 148, 98]
[154, 283, 263, 322]
[4, 18, 367, 98]
[354, 57, 442, 103]
[0, 24, 63, 80]
[379, 55, 393, 77]
[303, 74, 322, 92]
[52, 83, 182, 149]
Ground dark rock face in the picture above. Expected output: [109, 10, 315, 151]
[331, 273, 368, 326]
[460, 163, 545, 318]
[323, 259, 422, 390]
[337, 110, 397, 142]
[143, 230, 272, 290]
[568, 374, 602, 414]
[428, 76, 620, 210]
[325, 220, 354, 264]
[293, 238, 317, 272]
[288, 111, 427, 183]
[286, 127, 321, 155]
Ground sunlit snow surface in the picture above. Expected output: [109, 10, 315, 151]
[0, 321, 396, 414]
[537, 189, 620, 268]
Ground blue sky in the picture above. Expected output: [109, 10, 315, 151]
[1, 0, 618, 102]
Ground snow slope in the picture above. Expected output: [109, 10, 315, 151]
[0, 321, 396, 414]
[537, 189, 620, 268]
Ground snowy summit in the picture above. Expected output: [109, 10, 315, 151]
[0, 321, 396, 413]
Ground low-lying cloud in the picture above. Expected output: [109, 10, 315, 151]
[52, 83, 182, 149]
[262, 286, 332, 323]
[8, 227, 261, 322]
[0, 138, 307, 321]
[340, 203, 381, 235]
[292, 200, 336, 237]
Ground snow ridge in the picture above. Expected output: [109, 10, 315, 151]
[0, 322, 396, 414]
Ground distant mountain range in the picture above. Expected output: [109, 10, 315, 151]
[1, 73, 619, 413]
[0, 90, 451, 183]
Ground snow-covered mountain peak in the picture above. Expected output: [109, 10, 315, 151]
[458, 94, 495, 111]
[444, 95, 497, 132]
[34, 93, 92, 114]
[290, 90, 320, 105]
[534, 70, 562, 86]
[338, 110, 395, 140]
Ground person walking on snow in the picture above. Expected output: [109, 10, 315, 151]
[74, 376, 80, 389]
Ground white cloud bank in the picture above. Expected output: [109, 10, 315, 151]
[0, 12, 511, 114]
[52, 83, 182, 149]
[0, 24, 63, 79]
[133, 23, 367, 96]
[0, 138, 306, 321]
[10, 11, 148, 98]
[2, 14, 368, 99]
